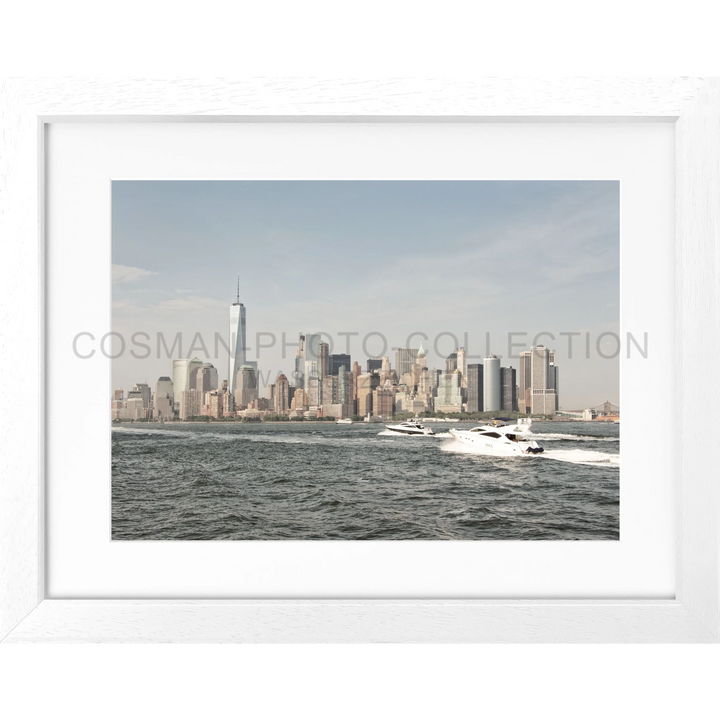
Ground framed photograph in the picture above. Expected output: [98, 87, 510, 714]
[1, 78, 718, 642]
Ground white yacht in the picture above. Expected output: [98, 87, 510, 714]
[335, 418, 353, 425]
[449, 418, 543, 456]
[384, 419, 435, 436]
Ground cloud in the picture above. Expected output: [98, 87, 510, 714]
[112, 264, 156, 284]
[156, 296, 227, 313]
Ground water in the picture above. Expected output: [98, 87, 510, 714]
[111, 421, 619, 541]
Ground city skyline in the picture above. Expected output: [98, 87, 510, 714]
[112, 180, 619, 407]
[113, 331, 568, 422]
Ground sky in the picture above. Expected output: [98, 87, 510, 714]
[111, 180, 619, 409]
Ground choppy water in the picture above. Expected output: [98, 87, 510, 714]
[112, 421, 619, 541]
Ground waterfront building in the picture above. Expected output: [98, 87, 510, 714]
[501, 366, 517, 412]
[323, 403, 345, 419]
[268, 383, 275, 406]
[222, 389, 235, 416]
[229, 277, 247, 396]
[466, 364, 483, 413]
[234, 365, 257, 409]
[207, 391, 224, 419]
[125, 396, 146, 421]
[155, 377, 173, 402]
[111, 389, 125, 420]
[394, 390, 410, 414]
[275, 374, 290, 414]
[482, 355, 501, 412]
[435, 369, 463, 414]
[394, 348, 419, 378]
[133, 383, 151, 408]
[179, 389, 203, 420]
[373, 386, 395, 418]
[153, 394, 173, 420]
[291, 387, 308, 410]
[407, 398, 427, 415]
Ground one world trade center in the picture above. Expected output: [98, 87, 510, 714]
[229, 277, 247, 395]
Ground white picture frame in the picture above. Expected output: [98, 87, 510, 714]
[0, 78, 717, 643]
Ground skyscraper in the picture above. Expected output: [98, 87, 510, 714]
[456, 347, 467, 387]
[328, 353, 351, 376]
[195, 363, 218, 393]
[367, 358, 383, 372]
[337, 365, 353, 416]
[111, 389, 125, 420]
[172, 357, 205, 407]
[373, 386, 395, 418]
[275, 373, 290, 414]
[137, 383, 152, 405]
[318, 342, 329, 379]
[394, 347, 419, 378]
[466, 364, 483, 413]
[530, 345, 557, 415]
[356, 373, 380, 417]
[322, 375, 337, 405]
[482, 355, 501, 412]
[352, 361, 361, 403]
[153, 376, 174, 420]
[234, 365, 257, 409]
[435, 370, 463, 413]
[501, 366, 517, 412]
[294, 333, 322, 393]
[179, 389, 203, 420]
[518, 351, 532, 414]
[229, 277, 247, 396]
[445, 352, 458, 374]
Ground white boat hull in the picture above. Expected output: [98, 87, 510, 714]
[384, 426, 435, 436]
[449, 428, 543, 456]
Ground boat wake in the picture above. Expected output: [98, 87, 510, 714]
[377, 429, 439, 438]
[440, 439, 619, 467]
[527, 432, 619, 442]
[539, 449, 620, 467]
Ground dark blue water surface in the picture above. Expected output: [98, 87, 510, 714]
[111, 421, 619, 541]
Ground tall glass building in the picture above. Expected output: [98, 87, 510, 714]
[229, 278, 247, 396]
[482, 355, 501, 412]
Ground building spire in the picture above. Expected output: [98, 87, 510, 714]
[236, 274, 240, 304]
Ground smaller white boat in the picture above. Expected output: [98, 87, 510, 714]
[335, 418, 353, 424]
[384, 419, 435, 436]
